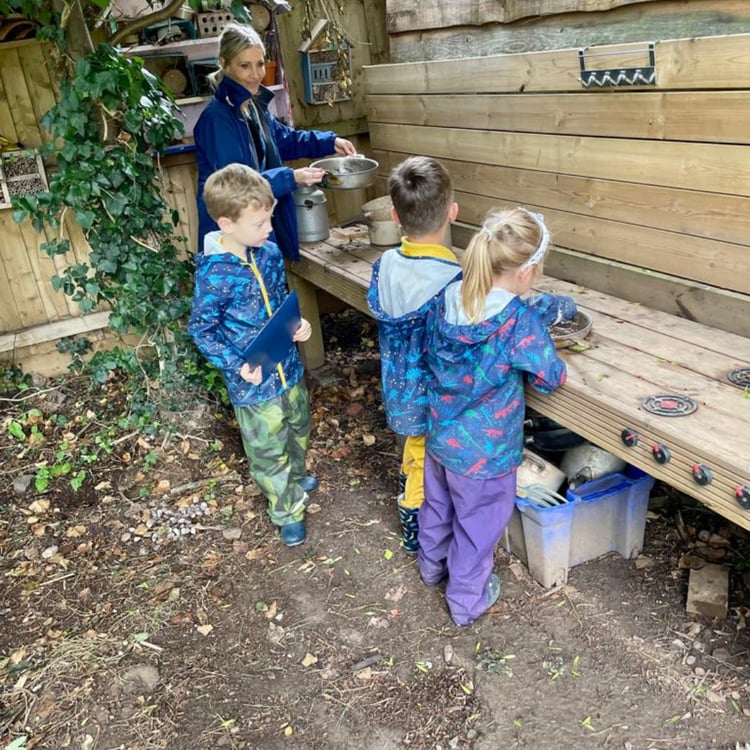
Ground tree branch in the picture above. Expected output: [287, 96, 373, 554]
[110, 0, 187, 47]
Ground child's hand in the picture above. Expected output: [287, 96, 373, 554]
[240, 362, 263, 384]
[293, 318, 312, 342]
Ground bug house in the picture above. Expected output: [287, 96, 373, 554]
[299, 18, 352, 105]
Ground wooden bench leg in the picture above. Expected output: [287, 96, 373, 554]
[288, 272, 325, 370]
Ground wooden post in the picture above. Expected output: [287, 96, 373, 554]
[288, 271, 325, 370]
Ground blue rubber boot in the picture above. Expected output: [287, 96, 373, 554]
[397, 494, 420, 555]
[299, 475, 319, 494]
[280, 521, 306, 547]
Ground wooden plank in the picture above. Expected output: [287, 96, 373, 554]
[461, 198, 750, 295]
[544, 248, 750, 338]
[0, 311, 111, 353]
[539, 276, 750, 360]
[385, 0, 651, 32]
[17, 217, 70, 322]
[388, 8, 750, 64]
[366, 91, 750, 144]
[369, 123, 750, 197]
[161, 162, 195, 255]
[0, 49, 42, 150]
[372, 149, 750, 247]
[0, 54, 21, 149]
[0, 212, 47, 330]
[16, 42, 58, 147]
[364, 33, 750, 93]
[286, 272, 324, 370]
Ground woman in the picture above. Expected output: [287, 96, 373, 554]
[194, 23, 356, 259]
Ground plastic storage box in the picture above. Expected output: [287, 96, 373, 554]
[507, 467, 655, 588]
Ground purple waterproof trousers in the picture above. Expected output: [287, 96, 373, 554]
[418, 454, 517, 626]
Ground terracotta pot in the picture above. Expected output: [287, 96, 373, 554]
[262, 61, 277, 86]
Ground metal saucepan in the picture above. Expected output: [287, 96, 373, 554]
[310, 155, 379, 190]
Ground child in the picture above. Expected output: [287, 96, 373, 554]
[419, 207, 568, 626]
[188, 163, 317, 547]
[367, 156, 462, 554]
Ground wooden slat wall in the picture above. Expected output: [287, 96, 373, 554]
[364, 32, 750, 336]
[0, 41, 200, 374]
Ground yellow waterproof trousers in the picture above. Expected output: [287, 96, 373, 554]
[400, 435, 426, 509]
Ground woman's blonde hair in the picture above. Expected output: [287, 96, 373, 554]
[207, 23, 266, 89]
[461, 207, 547, 323]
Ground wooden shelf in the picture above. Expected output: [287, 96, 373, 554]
[128, 37, 219, 62]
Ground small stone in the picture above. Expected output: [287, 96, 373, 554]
[12, 474, 35, 496]
[121, 532, 132, 543]
[443, 644, 454, 664]
[685, 655, 696, 666]
[41, 545, 58, 560]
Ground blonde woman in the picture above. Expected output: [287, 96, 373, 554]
[194, 23, 355, 257]
[419, 208, 568, 626]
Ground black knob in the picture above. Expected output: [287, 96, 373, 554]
[736, 486, 750, 510]
[621, 428, 639, 448]
[691, 463, 713, 486]
[652, 443, 671, 464]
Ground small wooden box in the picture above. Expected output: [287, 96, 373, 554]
[0, 150, 48, 209]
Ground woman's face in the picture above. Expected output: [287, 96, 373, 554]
[222, 46, 266, 94]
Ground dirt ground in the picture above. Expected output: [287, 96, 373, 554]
[2, 309, 750, 750]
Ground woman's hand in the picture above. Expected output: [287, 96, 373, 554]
[294, 167, 326, 187]
[293, 318, 312, 342]
[240, 362, 263, 385]
[334, 138, 356, 156]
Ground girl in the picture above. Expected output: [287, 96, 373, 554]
[193, 23, 355, 257]
[419, 207, 568, 626]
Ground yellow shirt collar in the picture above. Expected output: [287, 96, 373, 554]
[400, 237, 458, 262]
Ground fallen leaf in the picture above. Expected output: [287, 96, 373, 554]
[66, 524, 87, 538]
[196, 624, 214, 636]
[265, 601, 278, 620]
[28, 499, 50, 514]
[362, 434, 376, 446]
[155, 479, 171, 493]
[222, 527, 242, 541]
[301, 652, 318, 667]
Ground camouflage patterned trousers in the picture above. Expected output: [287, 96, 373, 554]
[234, 381, 310, 527]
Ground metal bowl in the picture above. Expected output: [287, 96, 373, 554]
[311, 156, 379, 190]
[549, 310, 593, 349]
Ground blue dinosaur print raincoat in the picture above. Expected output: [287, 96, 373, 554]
[188, 232, 304, 407]
[425, 281, 567, 479]
[367, 242, 461, 436]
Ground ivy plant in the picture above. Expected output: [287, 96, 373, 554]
[10, 42, 216, 410]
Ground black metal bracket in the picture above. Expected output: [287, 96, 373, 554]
[579, 43, 656, 88]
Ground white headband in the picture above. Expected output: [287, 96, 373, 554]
[518, 209, 550, 271]
[479, 209, 550, 270]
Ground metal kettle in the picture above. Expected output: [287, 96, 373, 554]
[294, 186, 329, 243]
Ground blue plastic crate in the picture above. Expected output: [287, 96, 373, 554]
[509, 467, 655, 588]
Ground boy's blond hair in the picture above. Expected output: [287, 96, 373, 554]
[203, 163, 274, 223]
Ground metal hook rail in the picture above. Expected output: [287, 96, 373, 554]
[578, 43, 656, 88]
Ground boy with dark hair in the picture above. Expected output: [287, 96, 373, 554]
[189, 163, 317, 547]
[367, 156, 462, 553]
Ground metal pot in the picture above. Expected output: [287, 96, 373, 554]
[362, 195, 400, 246]
[561, 442, 626, 488]
[517, 449, 566, 492]
[294, 186, 329, 243]
[311, 156, 379, 190]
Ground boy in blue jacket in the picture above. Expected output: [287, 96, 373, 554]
[188, 164, 317, 547]
[367, 156, 462, 554]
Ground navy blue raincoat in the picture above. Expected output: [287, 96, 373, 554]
[194, 75, 338, 260]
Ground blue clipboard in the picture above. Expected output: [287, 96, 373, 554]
[243, 290, 301, 379]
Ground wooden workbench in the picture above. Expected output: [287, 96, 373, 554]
[288, 228, 750, 531]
